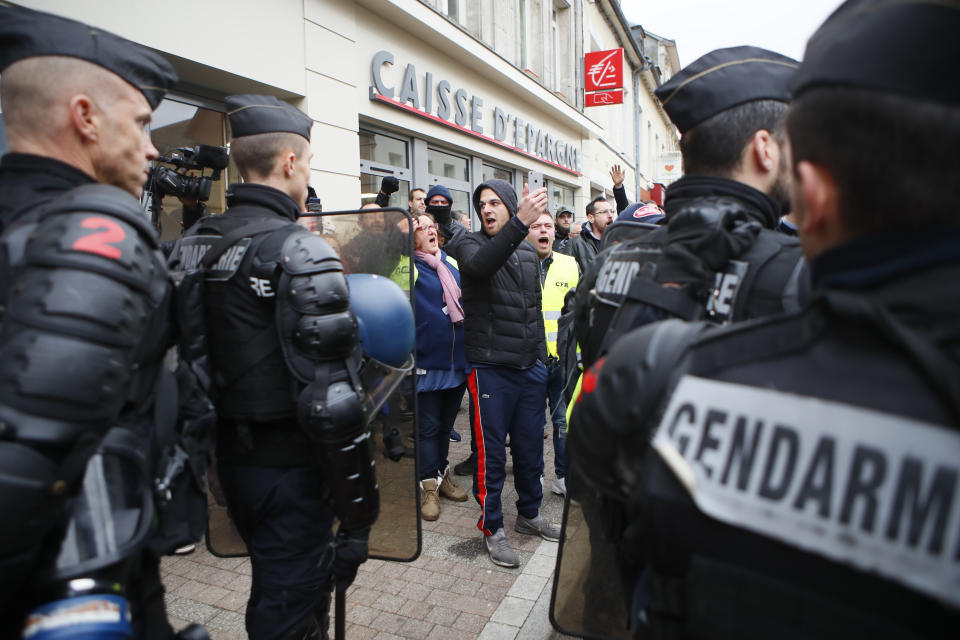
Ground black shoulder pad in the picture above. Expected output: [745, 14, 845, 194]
[568, 319, 710, 499]
[281, 230, 342, 276]
[46, 184, 159, 248]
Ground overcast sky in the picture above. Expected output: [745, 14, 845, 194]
[620, 0, 845, 67]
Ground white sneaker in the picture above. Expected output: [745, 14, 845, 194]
[551, 477, 566, 496]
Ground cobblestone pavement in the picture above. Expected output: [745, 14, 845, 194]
[163, 397, 574, 639]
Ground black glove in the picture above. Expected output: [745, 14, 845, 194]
[380, 176, 400, 195]
[374, 176, 400, 207]
[331, 527, 371, 589]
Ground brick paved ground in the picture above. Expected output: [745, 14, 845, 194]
[163, 397, 573, 639]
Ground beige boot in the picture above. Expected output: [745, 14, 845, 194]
[439, 466, 469, 502]
[421, 478, 441, 521]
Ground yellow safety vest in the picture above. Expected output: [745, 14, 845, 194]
[389, 254, 459, 290]
[541, 251, 580, 358]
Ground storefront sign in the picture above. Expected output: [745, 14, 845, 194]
[657, 150, 682, 182]
[585, 90, 624, 107]
[584, 48, 624, 92]
[369, 50, 581, 175]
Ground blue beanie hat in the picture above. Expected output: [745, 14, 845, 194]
[426, 184, 453, 205]
[472, 179, 518, 216]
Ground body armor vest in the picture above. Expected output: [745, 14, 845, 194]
[174, 208, 298, 421]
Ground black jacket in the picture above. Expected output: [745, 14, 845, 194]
[177, 183, 303, 422]
[0, 152, 95, 233]
[569, 221, 602, 273]
[438, 213, 547, 368]
[572, 175, 805, 370]
[571, 230, 960, 638]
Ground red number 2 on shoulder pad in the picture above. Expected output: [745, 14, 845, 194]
[71, 216, 125, 260]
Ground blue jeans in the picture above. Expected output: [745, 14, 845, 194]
[546, 358, 568, 479]
[417, 384, 466, 480]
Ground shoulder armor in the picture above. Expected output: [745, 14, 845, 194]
[569, 319, 709, 498]
[276, 231, 356, 382]
[48, 184, 159, 248]
[281, 230, 343, 276]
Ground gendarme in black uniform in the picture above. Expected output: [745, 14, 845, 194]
[568, 2, 960, 638]
[573, 47, 805, 372]
[0, 7, 195, 639]
[171, 94, 378, 640]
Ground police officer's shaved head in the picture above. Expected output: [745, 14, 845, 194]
[231, 133, 309, 181]
[0, 6, 176, 196]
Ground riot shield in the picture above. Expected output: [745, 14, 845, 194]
[205, 207, 421, 562]
[550, 465, 641, 639]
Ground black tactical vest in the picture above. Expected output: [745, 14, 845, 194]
[636, 262, 960, 639]
[574, 196, 806, 372]
[174, 206, 299, 422]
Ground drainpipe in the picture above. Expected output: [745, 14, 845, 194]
[634, 69, 643, 203]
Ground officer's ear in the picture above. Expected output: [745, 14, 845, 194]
[68, 93, 101, 143]
[795, 160, 843, 253]
[747, 129, 778, 176]
[280, 149, 298, 177]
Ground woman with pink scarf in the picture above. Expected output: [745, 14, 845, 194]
[412, 204, 470, 521]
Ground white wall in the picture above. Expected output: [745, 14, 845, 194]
[12, 0, 307, 95]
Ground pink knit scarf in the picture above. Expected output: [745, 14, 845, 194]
[416, 249, 464, 323]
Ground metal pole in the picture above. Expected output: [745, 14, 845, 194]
[335, 582, 346, 640]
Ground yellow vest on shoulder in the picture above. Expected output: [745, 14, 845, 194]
[542, 251, 579, 358]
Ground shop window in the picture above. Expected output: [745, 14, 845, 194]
[482, 163, 514, 184]
[360, 172, 410, 209]
[359, 129, 413, 210]
[428, 148, 469, 182]
[426, 147, 471, 217]
[360, 130, 409, 169]
[147, 97, 232, 243]
[548, 180, 574, 213]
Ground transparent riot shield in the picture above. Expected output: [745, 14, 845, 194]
[206, 207, 421, 562]
[550, 465, 641, 639]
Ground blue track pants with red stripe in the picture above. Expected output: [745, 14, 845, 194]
[468, 362, 548, 535]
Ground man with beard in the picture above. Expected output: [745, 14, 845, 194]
[408, 187, 427, 216]
[553, 206, 575, 254]
[569, 196, 614, 272]
[553, 47, 808, 640]
[572, 46, 807, 371]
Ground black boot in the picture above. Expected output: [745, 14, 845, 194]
[453, 453, 475, 476]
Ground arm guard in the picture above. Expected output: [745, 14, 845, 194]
[276, 231, 379, 531]
[0, 184, 172, 548]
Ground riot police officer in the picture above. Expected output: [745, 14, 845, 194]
[171, 95, 379, 639]
[0, 6, 191, 638]
[566, 0, 960, 637]
[573, 46, 807, 372]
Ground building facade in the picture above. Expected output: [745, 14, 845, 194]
[2, 0, 680, 236]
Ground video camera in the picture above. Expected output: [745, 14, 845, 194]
[144, 144, 230, 229]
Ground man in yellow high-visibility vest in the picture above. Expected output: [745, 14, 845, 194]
[527, 211, 580, 496]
